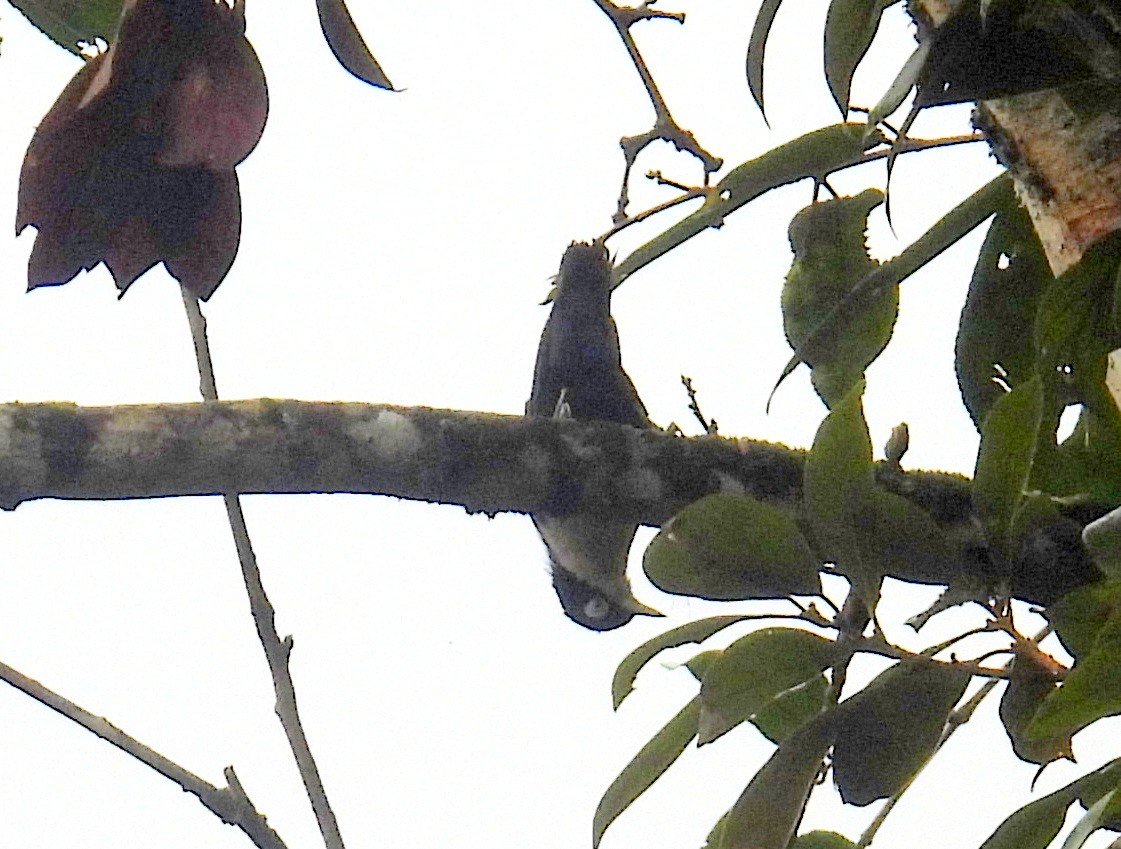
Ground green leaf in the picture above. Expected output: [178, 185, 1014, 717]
[980, 759, 1121, 849]
[1082, 507, 1121, 580]
[1035, 234, 1121, 379]
[751, 674, 831, 745]
[1049, 404, 1121, 504]
[998, 655, 1072, 765]
[315, 0, 395, 89]
[697, 628, 837, 744]
[783, 190, 896, 408]
[1029, 607, 1121, 742]
[832, 660, 970, 806]
[643, 494, 821, 601]
[1061, 789, 1117, 849]
[718, 716, 835, 849]
[790, 832, 857, 849]
[746, 0, 786, 122]
[972, 376, 1044, 562]
[614, 124, 879, 286]
[592, 698, 700, 849]
[9, 0, 123, 53]
[611, 616, 751, 709]
[865, 41, 929, 126]
[803, 381, 876, 584]
[955, 190, 1052, 429]
[1047, 579, 1121, 661]
[823, 0, 897, 115]
[776, 173, 1013, 396]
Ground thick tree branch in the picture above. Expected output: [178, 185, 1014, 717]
[0, 400, 806, 518]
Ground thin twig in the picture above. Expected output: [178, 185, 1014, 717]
[0, 659, 287, 849]
[680, 375, 717, 434]
[181, 290, 345, 849]
[589, 0, 722, 222]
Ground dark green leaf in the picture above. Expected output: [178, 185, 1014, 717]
[643, 494, 821, 601]
[746, 0, 786, 121]
[955, 190, 1051, 429]
[1029, 607, 1121, 742]
[1049, 405, 1121, 504]
[823, 0, 897, 115]
[998, 655, 1072, 765]
[803, 381, 876, 581]
[776, 173, 1012, 396]
[697, 628, 836, 744]
[9, 0, 123, 53]
[972, 377, 1044, 562]
[752, 674, 831, 745]
[316, 0, 395, 89]
[612, 616, 751, 709]
[592, 698, 700, 849]
[980, 759, 1121, 849]
[1047, 579, 1121, 661]
[832, 660, 970, 805]
[783, 190, 896, 408]
[1035, 234, 1121, 378]
[718, 716, 835, 849]
[614, 124, 879, 286]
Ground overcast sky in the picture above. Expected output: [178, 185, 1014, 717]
[0, 2, 1114, 848]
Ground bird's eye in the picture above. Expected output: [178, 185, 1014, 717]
[584, 595, 612, 621]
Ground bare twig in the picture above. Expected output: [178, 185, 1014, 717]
[680, 375, 717, 434]
[589, 0, 722, 222]
[0, 659, 287, 849]
[181, 291, 345, 849]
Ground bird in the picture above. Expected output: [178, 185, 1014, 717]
[526, 240, 662, 630]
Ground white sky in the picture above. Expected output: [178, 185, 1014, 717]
[0, 2, 1115, 848]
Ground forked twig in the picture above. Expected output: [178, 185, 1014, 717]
[589, 0, 722, 222]
[0, 659, 287, 849]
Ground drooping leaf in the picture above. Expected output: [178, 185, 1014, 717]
[775, 173, 1012, 396]
[999, 652, 1072, 765]
[1029, 607, 1121, 742]
[612, 616, 751, 709]
[955, 188, 1051, 429]
[315, 0, 395, 89]
[9, 0, 123, 54]
[865, 41, 930, 126]
[832, 660, 970, 806]
[643, 494, 821, 601]
[803, 381, 878, 596]
[972, 377, 1044, 563]
[592, 698, 700, 849]
[614, 124, 880, 286]
[823, 0, 897, 116]
[783, 189, 895, 407]
[980, 759, 1121, 849]
[746, 0, 786, 121]
[697, 628, 837, 744]
[718, 716, 835, 849]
